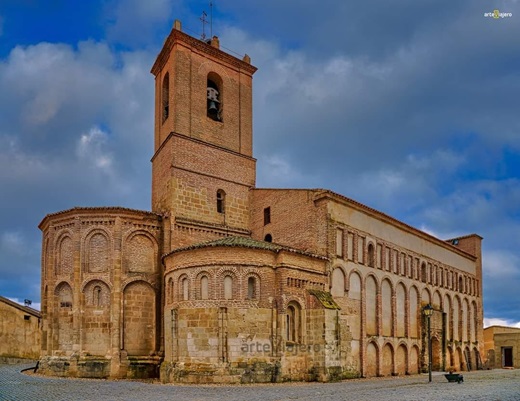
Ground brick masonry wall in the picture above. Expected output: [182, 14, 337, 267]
[154, 34, 255, 157]
[250, 189, 328, 255]
[151, 26, 256, 256]
[152, 133, 255, 245]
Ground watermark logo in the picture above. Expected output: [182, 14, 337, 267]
[484, 9, 513, 19]
[241, 339, 338, 355]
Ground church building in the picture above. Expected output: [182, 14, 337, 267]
[38, 20, 485, 383]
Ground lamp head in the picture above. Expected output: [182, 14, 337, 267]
[423, 304, 434, 317]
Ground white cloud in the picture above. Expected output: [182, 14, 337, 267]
[77, 126, 113, 170]
[257, 154, 317, 188]
[484, 318, 520, 328]
[1, 41, 115, 131]
[418, 226, 463, 241]
[0, 40, 154, 200]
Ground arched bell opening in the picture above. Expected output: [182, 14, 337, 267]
[207, 73, 223, 122]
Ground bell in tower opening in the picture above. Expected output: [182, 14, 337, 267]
[207, 78, 221, 121]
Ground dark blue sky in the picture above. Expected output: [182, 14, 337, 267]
[1, 0, 519, 327]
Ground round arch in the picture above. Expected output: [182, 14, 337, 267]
[331, 266, 347, 297]
[409, 345, 420, 374]
[381, 278, 393, 336]
[395, 343, 408, 375]
[365, 341, 379, 378]
[395, 281, 407, 337]
[431, 336, 442, 371]
[365, 274, 378, 336]
[82, 228, 113, 273]
[195, 270, 213, 300]
[432, 290, 442, 309]
[409, 285, 420, 338]
[348, 270, 362, 300]
[381, 342, 394, 376]
[421, 287, 432, 305]
[122, 230, 159, 274]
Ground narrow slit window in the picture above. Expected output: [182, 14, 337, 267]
[162, 73, 169, 122]
[224, 275, 233, 299]
[201, 276, 209, 300]
[247, 277, 256, 299]
[94, 285, 102, 307]
[182, 277, 189, 300]
[217, 189, 225, 214]
[264, 207, 271, 225]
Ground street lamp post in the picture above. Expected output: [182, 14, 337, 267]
[423, 304, 434, 383]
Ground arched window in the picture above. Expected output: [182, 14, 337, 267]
[200, 275, 209, 300]
[94, 285, 102, 307]
[181, 277, 189, 301]
[217, 189, 225, 214]
[168, 277, 174, 303]
[367, 243, 375, 267]
[421, 263, 427, 283]
[56, 282, 73, 308]
[247, 276, 258, 299]
[207, 75, 222, 121]
[264, 234, 272, 242]
[224, 275, 233, 299]
[162, 73, 169, 122]
[286, 302, 301, 342]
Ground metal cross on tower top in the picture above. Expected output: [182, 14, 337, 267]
[200, 11, 208, 40]
[200, 2, 214, 41]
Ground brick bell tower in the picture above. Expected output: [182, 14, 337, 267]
[150, 20, 257, 252]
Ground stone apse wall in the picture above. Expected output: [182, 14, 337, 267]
[160, 239, 345, 384]
[38, 208, 163, 379]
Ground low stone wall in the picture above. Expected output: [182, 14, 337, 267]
[160, 360, 280, 384]
[0, 357, 38, 365]
[38, 355, 161, 379]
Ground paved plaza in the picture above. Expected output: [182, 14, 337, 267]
[0, 362, 519, 401]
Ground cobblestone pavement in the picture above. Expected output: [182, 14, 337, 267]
[1, 362, 519, 401]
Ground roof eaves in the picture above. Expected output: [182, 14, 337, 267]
[162, 236, 328, 261]
[314, 189, 477, 261]
[0, 295, 41, 317]
[39, 206, 162, 229]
